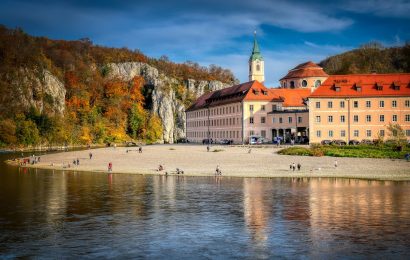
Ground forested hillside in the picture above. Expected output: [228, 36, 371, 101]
[0, 25, 236, 147]
[320, 42, 410, 75]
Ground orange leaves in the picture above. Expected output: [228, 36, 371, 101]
[104, 80, 127, 98]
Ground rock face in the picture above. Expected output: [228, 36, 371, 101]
[107, 62, 230, 143]
[10, 68, 66, 115]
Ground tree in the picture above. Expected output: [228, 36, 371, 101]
[387, 123, 407, 147]
[0, 119, 17, 145]
[145, 114, 163, 142]
[15, 115, 40, 146]
[128, 104, 146, 139]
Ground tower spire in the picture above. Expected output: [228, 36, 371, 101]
[249, 31, 264, 83]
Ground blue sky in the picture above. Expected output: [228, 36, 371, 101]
[0, 0, 409, 86]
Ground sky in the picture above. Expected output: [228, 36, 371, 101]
[0, 0, 409, 86]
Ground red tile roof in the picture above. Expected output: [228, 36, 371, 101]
[280, 61, 328, 80]
[186, 81, 282, 111]
[269, 88, 310, 107]
[309, 73, 410, 98]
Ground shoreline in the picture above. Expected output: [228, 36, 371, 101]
[6, 144, 410, 181]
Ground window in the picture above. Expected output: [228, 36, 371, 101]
[341, 130, 346, 137]
[366, 101, 371, 108]
[380, 130, 385, 137]
[353, 101, 358, 108]
[290, 81, 295, 89]
[328, 116, 333, 123]
[392, 100, 397, 108]
[250, 117, 254, 124]
[261, 117, 266, 124]
[366, 130, 372, 137]
[288, 117, 293, 123]
[328, 101, 333, 108]
[302, 80, 307, 87]
[315, 116, 321, 123]
[279, 117, 283, 124]
[392, 115, 397, 122]
[315, 80, 321, 88]
[316, 130, 321, 137]
[272, 104, 277, 111]
[406, 130, 410, 137]
[250, 130, 254, 136]
[379, 100, 384, 108]
[261, 105, 265, 111]
[298, 117, 302, 123]
[406, 115, 410, 122]
[354, 130, 359, 137]
[261, 130, 266, 138]
[272, 118, 276, 123]
[256, 64, 260, 71]
[380, 115, 384, 122]
[353, 115, 359, 122]
[328, 130, 333, 137]
[316, 102, 320, 109]
[340, 115, 345, 123]
[406, 100, 410, 107]
[249, 105, 254, 111]
[340, 101, 345, 108]
[366, 115, 371, 122]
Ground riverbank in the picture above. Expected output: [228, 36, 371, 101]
[6, 144, 410, 181]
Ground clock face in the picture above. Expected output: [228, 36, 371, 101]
[302, 80, 307, 87]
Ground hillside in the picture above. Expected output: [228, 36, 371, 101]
[0, 25, 236, 147]
[320, 42, 410, 75]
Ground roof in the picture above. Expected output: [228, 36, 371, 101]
[249, 35, 263, 61]
[280, 61, 328, 80]
[186, 81, 282, 112]
[269, 88, 311, 107]
[309, 73, 410, 98]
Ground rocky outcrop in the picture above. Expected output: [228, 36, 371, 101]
[106, 62, 230, 143]
[9, 68, 66, 115]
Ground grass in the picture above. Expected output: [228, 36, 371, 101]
[278, 144, 410, 159]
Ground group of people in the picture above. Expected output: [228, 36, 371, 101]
[290, 162, 302, 171]
[19, 155, 41, 166]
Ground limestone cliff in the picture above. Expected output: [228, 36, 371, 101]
[4, 68, 66, 115]
[106, 62, 229, 143]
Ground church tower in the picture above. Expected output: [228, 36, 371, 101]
[249, 32, 264, 83]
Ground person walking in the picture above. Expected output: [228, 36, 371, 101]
[292, 162, 296, 171]
[207, 146, 210, 152]
[76, 158, 79, 165]
[297, 163, 301, 171]
[334, 160, 338, 168]
[89, 152, 93, 160]
[108, 162, 112, 172]
[139, 147, 142, 153]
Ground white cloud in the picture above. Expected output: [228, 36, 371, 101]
[341, 0, 410, 19]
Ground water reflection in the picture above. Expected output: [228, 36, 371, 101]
[0, 154, 409, 258]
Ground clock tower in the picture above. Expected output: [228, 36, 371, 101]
[249, 32, 264, 83]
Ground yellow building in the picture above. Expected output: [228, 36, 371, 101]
[309, 74, 410, 143]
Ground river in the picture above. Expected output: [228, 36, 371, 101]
[0, 152, 409, 259]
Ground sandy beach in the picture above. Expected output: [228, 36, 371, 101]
[8, 144, 410, 181]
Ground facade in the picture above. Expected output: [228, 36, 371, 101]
[186, 81, 282, 144]
[280, 61, 328, 92]
[309, 74, 410, 143]
[249, 34, 264, 83]
[268, 89, 310, 143]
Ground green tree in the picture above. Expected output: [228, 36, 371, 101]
[0, 118, 17, 145]
[387, 123, 407, 147]
[15, 115, 40, 146]
[128, 104, 146, 139]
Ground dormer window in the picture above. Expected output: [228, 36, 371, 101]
[262, 90, 268, 95]
[355, 84, 362, 92]
[334, 84, 341, 92]
[375, 83, 383, 90]
[254, 90, 260, 95]
[392, 82, 400, 90]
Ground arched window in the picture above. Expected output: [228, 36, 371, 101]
[315, 80, 321, 88]
[290, 81, 295, 89]
[256, 64, 260, 71]
[302, 80, 307, 87]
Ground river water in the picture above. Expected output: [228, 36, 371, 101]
[0, 152, 409, 259]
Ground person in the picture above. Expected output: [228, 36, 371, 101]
[292, 162, 296, 171]
[207, 146, 210, 152]
[176, 168, 184, 174]
[405, 153, 410, 162]
[291, 139, 295, 146]
[139, 147, 142, 153]
[89, 152, 93, 160]
[73, 159, 76, 165]
[334, 160, 338, 168]
[76, 158, 79, 165]
[215, 165, 222, 175]
[277, 138, 281, 147]
[289, 163, 292, 170]
[108, 162, 112, 172]
[158, 164, 164, 171]
[297, 163, 301, 171]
